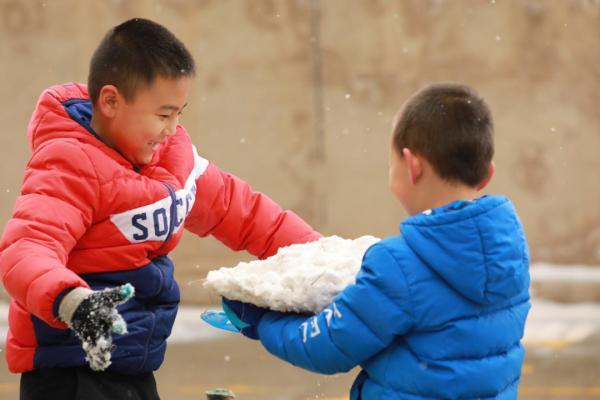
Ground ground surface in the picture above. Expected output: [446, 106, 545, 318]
[1, 299, 599, 399]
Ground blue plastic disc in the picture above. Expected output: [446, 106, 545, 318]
[200, 310, 240, 333]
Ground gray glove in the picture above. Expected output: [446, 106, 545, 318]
[58, 284, 135, 371]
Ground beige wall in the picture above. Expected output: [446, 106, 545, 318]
[1, 0, 599, 303]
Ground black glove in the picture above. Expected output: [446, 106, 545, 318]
[58, 284, 135, 371]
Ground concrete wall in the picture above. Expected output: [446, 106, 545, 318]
[0, 0, 599, 303]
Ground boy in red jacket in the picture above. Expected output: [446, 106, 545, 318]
[0, 18, 320, 400]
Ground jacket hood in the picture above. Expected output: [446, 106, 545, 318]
[27, 83, 102, 152]
[400, 196, 529, 305]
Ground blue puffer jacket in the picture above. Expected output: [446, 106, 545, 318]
[257, 196, 531, 399]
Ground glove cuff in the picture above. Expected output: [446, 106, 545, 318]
[222, 301, 251, 330]
[58, 287, 93, 326]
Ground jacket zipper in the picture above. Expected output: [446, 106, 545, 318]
[158, 183, 178, 249]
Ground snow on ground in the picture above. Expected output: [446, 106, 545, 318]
[530, 262, 600, 282]
[168, 306, 227, 342]
[0, 302, 7, 347]
[522, 299, 600, 349]
[204, 235, 380, 313]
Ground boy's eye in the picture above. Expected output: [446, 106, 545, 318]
[157, 112, 183, 121]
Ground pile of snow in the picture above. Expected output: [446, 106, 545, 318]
[204, 235, 380, 313]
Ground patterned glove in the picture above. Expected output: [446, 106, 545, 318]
[221, 297, 269, 340]
[58, 284, 135, 371]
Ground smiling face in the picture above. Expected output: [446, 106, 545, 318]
[94, 76, 192, 165]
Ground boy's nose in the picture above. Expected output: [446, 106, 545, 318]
[163, 122, 177, 137]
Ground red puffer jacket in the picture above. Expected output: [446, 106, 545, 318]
[0, 83, 320, 373]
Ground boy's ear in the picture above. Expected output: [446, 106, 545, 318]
[476, 161, 495, 191]
[402, 148, 423, 185]
[95, 85, 120, 118]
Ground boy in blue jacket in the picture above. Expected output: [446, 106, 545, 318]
[226, 83, 531, 399]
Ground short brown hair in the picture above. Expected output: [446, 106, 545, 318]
[392, 83, 494, 187]
[88, 18, 195, 104]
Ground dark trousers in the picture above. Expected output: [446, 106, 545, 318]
[20, 367, 161, 400]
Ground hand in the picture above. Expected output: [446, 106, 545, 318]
[221, 297, 269, 340]
[58, 284, 135, 371]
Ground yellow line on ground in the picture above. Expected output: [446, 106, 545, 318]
[316, 387, 600, 399]
[0, 383, 17, 393]
[526, 339, 574, 350]
[175, 383, 600, 398]
[315, 387, 600, 399]
[521, 386, 600, 397]
[313, 397, 346, 400]
[177, 383, 275, 395]
[521, 363, 535, 375]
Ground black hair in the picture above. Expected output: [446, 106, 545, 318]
[88, 18, 195, 104]
[392, 83, 494, 187]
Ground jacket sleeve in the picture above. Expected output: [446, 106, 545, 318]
[184, 162, 321, 259]
[0, 142, 97, 328]
[256, 243, 414, 374]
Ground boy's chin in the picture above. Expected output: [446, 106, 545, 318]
[128, 157, 149, 167]
[134, 152, 155, 165]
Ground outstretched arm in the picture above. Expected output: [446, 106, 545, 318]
[256, 244, 414, 374]
[185, 161, 321, 258]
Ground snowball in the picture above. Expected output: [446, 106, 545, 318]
[204, 235, 380, 313]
